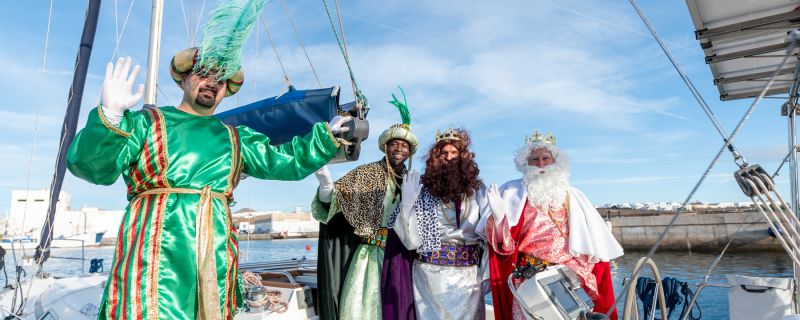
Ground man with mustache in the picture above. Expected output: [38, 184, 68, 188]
[66, 49, 351, 319]
[480, 132, 623, 320]
[312, 90, 419, 320]
[393, 128, 490, 320]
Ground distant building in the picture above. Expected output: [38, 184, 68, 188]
[231, 207, 318, 234]
[7, 190, 123, 239]
[254, 212, 318, 234]
[8, 189, 70, 236]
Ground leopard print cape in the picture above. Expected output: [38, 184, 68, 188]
[334, 160, 392, 238]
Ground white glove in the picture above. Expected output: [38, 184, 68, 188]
[400, 170, 422, 217]
[101, 57, 144, 126]
[487, 184, 506, 222]
[328, 115, 353, 134]
[315, 165, 334, 203]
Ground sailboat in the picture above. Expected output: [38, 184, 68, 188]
[505, 0, 800, 319]
[0, 0, 367, 319]
[8, 0, 800, 319]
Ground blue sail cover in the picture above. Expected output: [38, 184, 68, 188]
[216, 86, 340, 145]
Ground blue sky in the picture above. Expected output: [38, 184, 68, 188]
[0, 0, 791, 214]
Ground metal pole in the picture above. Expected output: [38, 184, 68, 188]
[143, 0, 164, 107]
[787, 58, 800, 312]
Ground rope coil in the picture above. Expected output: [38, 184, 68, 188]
[241, 271, 289, 314]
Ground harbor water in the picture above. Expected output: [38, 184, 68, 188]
[0, 239, 791, 319]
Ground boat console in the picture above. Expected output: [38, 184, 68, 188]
[509, 264, 608, 320]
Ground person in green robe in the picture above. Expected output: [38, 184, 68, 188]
[67, 50, 352, 320]
[311, 91, 419, 320]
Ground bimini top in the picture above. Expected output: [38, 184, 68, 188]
[686, 0, 800, 100]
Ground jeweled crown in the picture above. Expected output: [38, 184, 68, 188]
[435, 128, 461, 142]
[526, 131, 557, 145]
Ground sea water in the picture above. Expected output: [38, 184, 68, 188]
[0, 239, 790, 319]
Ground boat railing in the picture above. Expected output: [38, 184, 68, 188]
[13, 239, 89, 275]
[239, 257, 316, 274]
[679, 282, 729, 320]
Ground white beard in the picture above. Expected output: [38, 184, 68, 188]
[522, 162, 570, 210]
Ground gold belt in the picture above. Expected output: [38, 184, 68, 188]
[359, 228, 389, 248]
[518, 254, 551, 268]
[133, 187, 230, 202]
[134, 186, 228, 319]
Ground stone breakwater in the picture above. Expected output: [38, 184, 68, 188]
[607, 210, 782, 251]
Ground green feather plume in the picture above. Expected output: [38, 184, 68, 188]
[388, 86, 411, 127]
[196, 0, 268, 81]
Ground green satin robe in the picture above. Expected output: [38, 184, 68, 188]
[67, 106, 339, 320]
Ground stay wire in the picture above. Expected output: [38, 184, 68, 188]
[322, 0, 367, 110]
[20, 0, 137, 315]
[19, 0, 54, 256]
[611, 0, 796, 317]
[627, 0, 745, 165]
[108, 0, 136, 61]
[280, 0, 322, 87]
[178, 0, 193, 47]
[774, 149, 795, 179]
[192, 0, 207, 47]
[259, 16, 291, 86]
[334, 0, 349, 61]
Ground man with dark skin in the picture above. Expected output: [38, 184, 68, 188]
[312, 101, 420, 319]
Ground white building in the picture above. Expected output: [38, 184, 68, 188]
[8, 189, 70, 236]
[7, 190, 123, 239]
[253, 212, 318, 234]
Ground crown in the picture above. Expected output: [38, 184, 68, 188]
[435, 128, 461, 142]
[526, 131, 557, 145]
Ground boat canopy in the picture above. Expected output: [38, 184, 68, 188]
[217, 86, 341, 145]
[686, 0, 800, 100]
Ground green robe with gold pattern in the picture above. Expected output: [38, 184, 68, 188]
[67, 106, 340, 320]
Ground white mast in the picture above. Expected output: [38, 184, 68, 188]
[143, 0, 164, 107]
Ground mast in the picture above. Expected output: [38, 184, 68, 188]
[143, 0, 164, 108]
[33, 0, 102, 264]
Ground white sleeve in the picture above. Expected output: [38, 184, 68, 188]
[393, 200, 422, 250]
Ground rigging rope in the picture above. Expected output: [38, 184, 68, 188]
[156, 84, 171, 106]
[108, 0, 136, 61]
[279, 0, 322, 87]
[322, 0, 368, 114]
[259, 16, 291, 86]
[627, 0, 745, 166]
[334, 0, 352, 87]
[18, 0, 54, 255]
[193, 0, 207, 47]
[773, 145, 796, 178]
[612, 0, 799, 318]
[178, 0, 193, 47]
[15, 0, 137, 316]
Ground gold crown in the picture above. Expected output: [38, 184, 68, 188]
[435, 128, 461, 142]
[526, 131, 557, 145]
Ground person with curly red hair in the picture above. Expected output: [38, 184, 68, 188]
[392, 128, 491, 320]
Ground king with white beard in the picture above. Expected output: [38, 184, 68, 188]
[479, 132, 624, 320]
